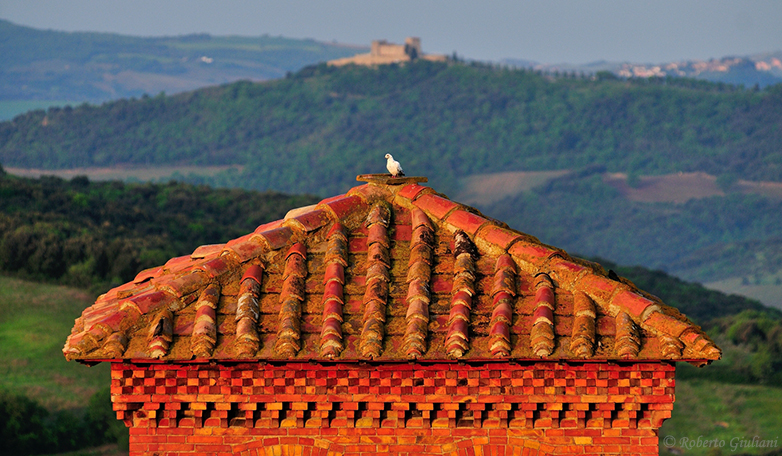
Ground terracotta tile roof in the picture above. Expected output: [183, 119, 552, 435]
[63, 175, 720, 365]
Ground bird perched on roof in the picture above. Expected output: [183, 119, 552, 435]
[385, 154, 405, 177]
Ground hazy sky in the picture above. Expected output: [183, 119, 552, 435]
[2, 0, 781, 64]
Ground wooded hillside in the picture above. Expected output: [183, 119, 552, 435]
[4, 61, 782, 294]
[0, 169, 316, 292]
[1, 173, 781, 455]
[2, 61, 781, 197]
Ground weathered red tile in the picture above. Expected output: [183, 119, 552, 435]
[323, 281, 344, 299]
[225, 232, 253, 248]
[318, 195, 369, 220]
[88, 310, 126, 332]
[533, 304, 554, 325]
[445, 210, 490, 236]
[392, 224, 412, 241]
[347, 183, 392, 201]
[327, 222, 347, 238]
[317, 193, 347, 205]
[256, 226, 294, 251]
[120, 290, 174, 316]
[133, 266, 163, 284]
[397, 184, 433, 201]
[173, 315, 194, 336]
[195, 256, 234, 278]
[509, 242, 559, 264]
[413, 194, 460, 220]
[612, 290, 656, 320]
[164, 255, 192, 272]
[644, 312, 691, 338]
[324, 263, 345, 284]
[349, 237, 368, 252]
[191, 244, 224, 259]
[431, 275, 453, 294]
[241, 265, 264, 284]
[223, 233, 267, 262]
[104, 281, 138, 300]
[287, 208, 331, 232]
[577, 274, 623, 301]
[476, 225, 524, 250]
[253, 219, 284, 234]
[286, 242, 307, 259]
[548, 257, 588, 274]
[152, 270, 206, 297]
[495, 254, 516, 272]
[679, 328, 702, 346]
[64, 176, 719, 371]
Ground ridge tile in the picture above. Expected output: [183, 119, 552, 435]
[397, 183, 433, 201]
[444, 210, 490, 236]
[63, 176, 720, 366]
[317, 195, 369, 220]
[413, 194, 460, 220]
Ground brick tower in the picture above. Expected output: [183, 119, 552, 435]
[64, 175, 720, 455]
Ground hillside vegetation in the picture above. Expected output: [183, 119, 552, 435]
[4, 61, 782, 295]
[0, 19, 361, 105]
[2, 61, 782, 197]
[477, 168, 782, 288]
[2, 174, 782, 455]
[0, 169, 317, 292]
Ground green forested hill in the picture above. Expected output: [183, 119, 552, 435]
[0, 170, 317, 292]
[479, 169, 782, 286]
[0, 19, 362, 104]
[2, 61, 782, 196]
[4, 61, 782, 290]
[1, 173, 782, 455]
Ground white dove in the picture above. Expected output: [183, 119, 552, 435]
[385, 153, 405, 177]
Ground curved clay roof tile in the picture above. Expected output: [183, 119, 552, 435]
[63, 175, 720, 365]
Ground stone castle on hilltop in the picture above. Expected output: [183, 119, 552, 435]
[329, 37, 448, 66]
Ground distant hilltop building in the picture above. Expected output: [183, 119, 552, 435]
[329, 37, 448, 66]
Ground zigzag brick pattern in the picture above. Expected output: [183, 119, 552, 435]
[113, 362, 673, 455]
[63, 175, 720, 455]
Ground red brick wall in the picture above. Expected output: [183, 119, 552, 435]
[111, 361, 674, 455]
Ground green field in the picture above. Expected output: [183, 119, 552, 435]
[661, 378, 782, 455]
[0, 275, 107, 410]
[2, 273, 781, 456]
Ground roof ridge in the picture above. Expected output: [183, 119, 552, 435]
[63, 178, 720, 364]
[390, 182, 720, 362]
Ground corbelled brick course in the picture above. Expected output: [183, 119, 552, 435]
[115, 362, 672, 455]
[65, 174, 716, 455]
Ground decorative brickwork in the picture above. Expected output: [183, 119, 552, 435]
[66, 174, 716, 455]
[114, 362, 671, 455]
